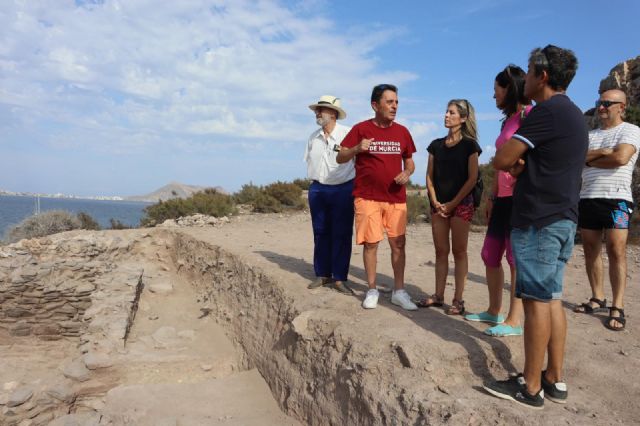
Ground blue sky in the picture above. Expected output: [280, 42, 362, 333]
[1, 0, 639, 197]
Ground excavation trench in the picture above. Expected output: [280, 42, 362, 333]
[171, 231, 442, 426]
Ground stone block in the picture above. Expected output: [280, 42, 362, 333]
[6, 308, 34, 318]
[45, 382, 76, 403]
[10, 321, 32, 337]
[62, 360, 91, 382]
[7, 387, 33, 407]
[83, 352, 113, 370]
[33, 324, 61, 335]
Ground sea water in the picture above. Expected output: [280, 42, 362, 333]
[0, 195, 150, 238]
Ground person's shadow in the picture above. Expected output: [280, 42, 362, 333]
[255, 250, 518, 383]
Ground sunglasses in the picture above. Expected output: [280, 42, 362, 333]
[595, 100, 623, 109]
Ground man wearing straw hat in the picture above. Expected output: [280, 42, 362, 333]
[304, 95, 355, 294]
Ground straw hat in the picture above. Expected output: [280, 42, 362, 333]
[308, 95, 347, 120]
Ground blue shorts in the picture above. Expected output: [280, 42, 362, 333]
[511, 219, 577, 302]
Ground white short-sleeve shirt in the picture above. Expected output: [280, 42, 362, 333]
[303, 122, 355, 185]
[581, 121, 640, 201]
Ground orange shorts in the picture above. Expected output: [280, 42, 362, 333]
[354, 197, 407, 244]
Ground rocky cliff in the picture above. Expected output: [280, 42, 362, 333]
[583, 55, 640, 210]
[585, 55, 640, 128]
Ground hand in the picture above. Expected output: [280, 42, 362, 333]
[394, 170, 411, 185]
[509, 158, 525, 177]
[440, 201, 456, 217]
[356, 138, 373, 154]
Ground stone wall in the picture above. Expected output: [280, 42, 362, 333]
[0, 231, 144, 425]
[0, 233, 137, 341]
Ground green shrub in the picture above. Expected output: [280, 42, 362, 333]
[252, 192, 283, 213]
[109, 219, 131, 230]
[6, 210, 81, 243]
[141, 189, 236, 226]
[471, 162, 495, 226]
[406, 180, 426, 190]
[264, 181, 304, 208]
[292, 178, 312, 191]
[407, 193, 430, 224]
[190, 189, 236, 217]
[77, 212, 101, 230]
[234, 183, 262, 205]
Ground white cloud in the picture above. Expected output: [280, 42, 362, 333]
[0, 0, 418, 153]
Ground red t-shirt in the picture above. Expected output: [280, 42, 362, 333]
[341, 120, 416, 203]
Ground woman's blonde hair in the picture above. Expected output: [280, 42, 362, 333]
[448, 99, 478, 141]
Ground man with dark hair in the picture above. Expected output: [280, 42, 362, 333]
[304, 95, 355, 294]
[574, 89, 640, 331]
[337, 84, 418, 310]
[484, 45, 588, 409]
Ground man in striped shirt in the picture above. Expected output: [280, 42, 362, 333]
[574, 89, 640, 331]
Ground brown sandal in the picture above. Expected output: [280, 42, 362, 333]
[415, 294, 444, 308]
[446, 299, 465, 315]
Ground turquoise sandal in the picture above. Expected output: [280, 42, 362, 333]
[484, 324, 523, 337]
[465, 311, 505, 324]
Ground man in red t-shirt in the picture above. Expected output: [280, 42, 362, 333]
[337, 84, 417, 311]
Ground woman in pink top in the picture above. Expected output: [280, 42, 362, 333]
[464, 65, 532, 336]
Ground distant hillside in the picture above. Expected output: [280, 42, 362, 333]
[125, 182, 227, 203]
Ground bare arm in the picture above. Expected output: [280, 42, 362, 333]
[336, 138, 372, 164]
[585, 147, 613, 163]
[394, 157, 415, 185]
[485, 168, 500, 220]
[493, 138, 528, 171]
[426, 154, 440, 208]
[587, 144, 636, 169]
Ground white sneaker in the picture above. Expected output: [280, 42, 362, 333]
[391, 289, 418, 311]
[362, 289, 379, 309]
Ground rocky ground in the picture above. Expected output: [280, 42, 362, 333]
[1, 211, 639, 425]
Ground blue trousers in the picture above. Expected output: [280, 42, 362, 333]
[308, 180, 354, 281]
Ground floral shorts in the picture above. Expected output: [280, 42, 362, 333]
[431, 193, 475, 222]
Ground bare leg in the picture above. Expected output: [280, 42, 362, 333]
[522, 299, 551, 395]
[486, 266, 504, 316]
[388, 235, 406, 290]
[503, 265, 523, 327]
[430, 214, 450, 299]
[579, 229, 606, 309]
[450, 216, 471, 302]
[605, 228, 628, 328]
[363, 242, 379, 290]
[544, 300, 566, 383]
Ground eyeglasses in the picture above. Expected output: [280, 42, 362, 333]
[595, 100, 623, 109]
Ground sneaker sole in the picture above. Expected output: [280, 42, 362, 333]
[545, 395, 567, 404]
[390, 300, 418, 311]
[482, 385, 544, 410]
[483, 331, 523, 337]
[466, 317, 503, 324]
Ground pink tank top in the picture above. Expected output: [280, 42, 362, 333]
[495, 105, 533, 197]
